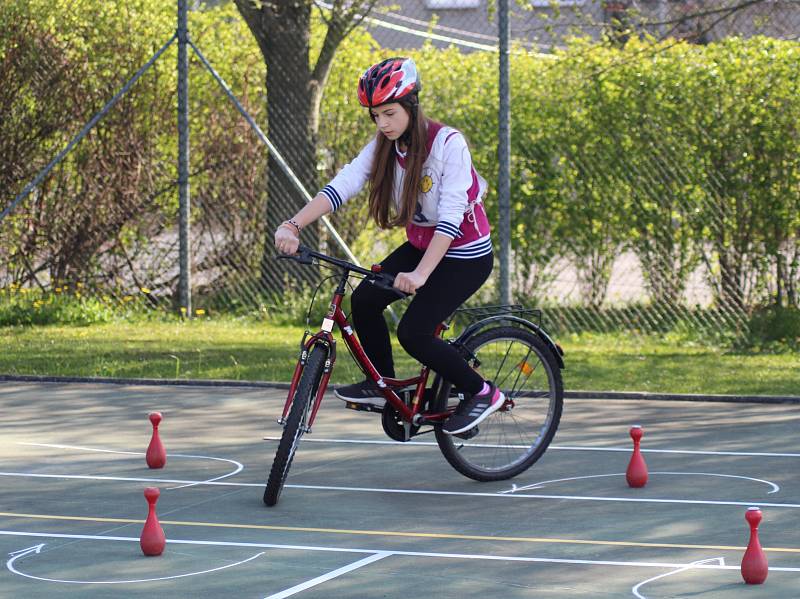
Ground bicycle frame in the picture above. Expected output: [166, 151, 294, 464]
[279, 264, 450, 432]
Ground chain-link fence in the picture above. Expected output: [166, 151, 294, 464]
[2, 0, 799, 336]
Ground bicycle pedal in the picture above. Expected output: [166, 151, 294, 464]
[344, 401, 383, 414]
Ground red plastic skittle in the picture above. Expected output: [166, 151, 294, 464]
[140, 487, 166, 556]
[626, 425, 648, 488]
[741, 507, 768, 584]
[146, 412, 166, 469]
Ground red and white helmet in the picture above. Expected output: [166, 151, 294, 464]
[357, 57, 421, 108]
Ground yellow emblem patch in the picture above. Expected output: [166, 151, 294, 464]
[419, 175, 433, 193]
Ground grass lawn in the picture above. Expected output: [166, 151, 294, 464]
[1, 321, 798, 396]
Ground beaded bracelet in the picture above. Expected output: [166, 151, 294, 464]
[281, 219, 302, 235]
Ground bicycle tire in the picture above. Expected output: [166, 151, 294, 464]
[263, 345, 327, 506]
[434, 326, 563, 481]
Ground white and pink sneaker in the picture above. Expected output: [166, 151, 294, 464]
[442, 381, 505, 435]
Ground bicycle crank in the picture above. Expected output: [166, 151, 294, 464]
[381, 403, 421, 442]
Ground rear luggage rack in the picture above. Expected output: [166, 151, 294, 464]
[452, 304, 542, 328]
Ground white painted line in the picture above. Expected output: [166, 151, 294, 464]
[283, 483, 800, 509]
[263, 436, 800, 458]
[651, 472, 779, 494]
[6, 542, 264, 584]
[0, 471, 249, 486]
[3, 530, 800, 572]
[552, 446, 800, 458]
[264, 552, 390, 599]
[632, 557, 725, 599]
[19, 442, 141, 456]
[503, 472, 780, 494]
[18, 442, 244, 490]
[2, 471, 800, 509]
[0, 530, 368, 555]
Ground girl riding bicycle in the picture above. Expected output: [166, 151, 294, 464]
[274, 57, 502, 435]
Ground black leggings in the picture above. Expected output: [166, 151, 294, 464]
[350, 242, 493, 395]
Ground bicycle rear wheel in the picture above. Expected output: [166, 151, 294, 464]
[435, 326, 563, 481]
[264, 345, 327, 506]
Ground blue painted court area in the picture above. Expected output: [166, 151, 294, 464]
[1, 381, 798, 598]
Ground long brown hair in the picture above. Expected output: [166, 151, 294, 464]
[368, 102, 429, 229]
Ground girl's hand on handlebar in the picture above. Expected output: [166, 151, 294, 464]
[274, 225, 300, 255]
[394, 270, 427, 294]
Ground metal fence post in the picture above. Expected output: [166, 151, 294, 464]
[498, 0, 511, 305]
[177, 0, 191, 316]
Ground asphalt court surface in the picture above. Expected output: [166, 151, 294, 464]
[0, 380, 798, 598]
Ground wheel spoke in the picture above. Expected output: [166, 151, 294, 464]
[437, 327, 562, 479]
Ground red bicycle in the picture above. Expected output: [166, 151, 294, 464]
[264, 245, 565, 506]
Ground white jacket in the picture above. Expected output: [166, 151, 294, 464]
[319, 121, 492, 259]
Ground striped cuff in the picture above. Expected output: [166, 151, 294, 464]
[445, 237, 493, 259]
[320, 185, 344, 212]
[435, 221, 462, 240]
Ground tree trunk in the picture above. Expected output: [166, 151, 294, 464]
[717, 245, 744, 314]
[259, 1, 320, 291]
[234, 0, 375, 293]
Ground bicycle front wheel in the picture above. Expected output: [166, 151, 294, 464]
[435, 326, 563, 481]
[264, 345, 326, 506]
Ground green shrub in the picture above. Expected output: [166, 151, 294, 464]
[747, 306, 800, 350]
[4, 2, 800, 335]
[323, 36, 800, 319]
[0, 285, 116, 326]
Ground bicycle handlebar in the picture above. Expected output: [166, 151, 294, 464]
[277, 244, 408, 298]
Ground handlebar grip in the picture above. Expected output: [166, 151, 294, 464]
[275, 245, 313, 264]
[369, 272, 409, 298]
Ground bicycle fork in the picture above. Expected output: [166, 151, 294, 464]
[279, 332, 336, 434]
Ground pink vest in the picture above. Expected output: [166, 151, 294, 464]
[398, 121, 492, 254]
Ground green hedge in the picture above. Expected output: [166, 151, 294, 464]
[3, 1, 799, 324]
[320, 36, 800, 316]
